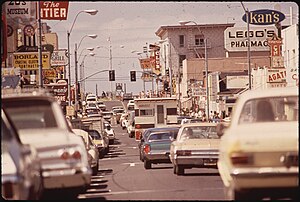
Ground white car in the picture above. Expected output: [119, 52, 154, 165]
[73, 129, 100, 175]
[2, 91, 92, 198]
[169, 123, 219, 175]
[104, 122, 115, 144]
[217, 87, 298, 200]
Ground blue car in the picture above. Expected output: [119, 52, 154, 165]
[138, 126, 180, 169]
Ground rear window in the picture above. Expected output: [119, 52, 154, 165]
[87, 130, 102, 140]
[3, 100, 58, 129]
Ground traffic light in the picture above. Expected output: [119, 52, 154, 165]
[164, 80, 169, 92]
[109, 70, 115, 81]
[130, 71, 136, 82]
[166, 69, 169, 76]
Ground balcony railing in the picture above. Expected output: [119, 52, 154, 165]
[187, 41, 211, 50]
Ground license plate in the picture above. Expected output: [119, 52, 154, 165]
[203, 159, 217, 166]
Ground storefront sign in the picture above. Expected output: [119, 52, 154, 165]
[51, 50, 67, 66]
[39, 1, 69, 20]
[13, 52, 50, 69]
[242, 9, 285, 25]
[267, 69, 286, 83]
[139, 58, 152, 69]
[224, 26, 276, 52]
[226, 75, 249, 89]
[6, 1, 36, 19]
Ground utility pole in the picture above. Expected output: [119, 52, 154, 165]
[205, 38, 209, 121]
[37, 2, 43, 88]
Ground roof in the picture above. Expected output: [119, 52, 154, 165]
[155, 23, 235, 37]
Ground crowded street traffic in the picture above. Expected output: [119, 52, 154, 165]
[1, 1, 299, 200]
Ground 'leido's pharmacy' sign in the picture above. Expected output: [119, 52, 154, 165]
[224, 26, 276, 52]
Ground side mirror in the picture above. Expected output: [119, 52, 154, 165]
[216, 123, 228, 137]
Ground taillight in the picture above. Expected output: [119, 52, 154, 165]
[58, 148, 82, 160]
[136, 124, 141, 129]
[3, 182, 13, 199]
[71, 150, 82, 159]
[59, 151, 70, 160]
[176, 150, 191, 156]
[136, 131, 142, 140]
[143, 144, 151, 154]
[230, 153, 253, 165]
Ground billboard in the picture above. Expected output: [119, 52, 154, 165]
[226, 75, 249, 89]
[13, 52, 50, 69]
[39, 1, 69, 20]
[51, 50, 67, 66]
[5, 1, 36, 19]
[224, 26, 276, 52]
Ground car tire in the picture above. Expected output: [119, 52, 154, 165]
[176, 165, 184, 175]
[144, 160, 151, 169]
[173, 165, 177, 174]
[139, 151, 144, 162]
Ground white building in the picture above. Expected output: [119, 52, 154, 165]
[282, 24, 299, 87]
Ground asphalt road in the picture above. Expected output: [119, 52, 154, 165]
[77, 100, 226, 200]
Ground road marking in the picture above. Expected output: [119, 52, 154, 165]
[121, 162, 143, 167]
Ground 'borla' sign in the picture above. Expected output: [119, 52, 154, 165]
[242, 9, 285, 25]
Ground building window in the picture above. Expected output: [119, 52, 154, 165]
[195, 34, 204, 46]
[179, 54, 186, 68]
[179, 35, 185, 47]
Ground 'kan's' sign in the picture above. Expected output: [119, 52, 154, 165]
[242, 9, 285, 25]
[39, 1, 69, 20]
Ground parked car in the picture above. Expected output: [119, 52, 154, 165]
[112, 107, 125, 124]
[73, 129, 100, 175]
[169, 123, 219, 175]
[1, 109, 44, 200]
[126, 110, 135, 138]
[104, 122, 115, 144]
[139, 126, 180, 162]
[2, 90, 92, 197]
[141, 129, 180, 169]
[86, 129, 109, 157]
[216, 87, 299, 200]
[120, 112, 129, 129]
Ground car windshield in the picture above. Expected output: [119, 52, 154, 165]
[148, 132, 174, 141]
[238, 96, 299, 124]
[180, 126, 218, 140]
[87, 130, 102, 140]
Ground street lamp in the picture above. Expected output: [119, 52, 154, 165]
[74, 35, 97, 117]
[97, 42, 124, 98]
[179, 20, 209, 120]
[66, 9, 98, 107]
[79, 52, 96, 95]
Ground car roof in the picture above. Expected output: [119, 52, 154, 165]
[181, 123, 218, 127]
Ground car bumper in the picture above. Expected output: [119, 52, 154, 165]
[230, 167, 299, 189]
[172, 155, 218, 167]
[145, 152, 171, 162]
[42, 166, 91, 189]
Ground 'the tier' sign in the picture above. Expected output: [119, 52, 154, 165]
[39, 1, 69, 20]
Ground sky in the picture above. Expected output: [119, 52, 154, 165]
[45, 1, 298, 95]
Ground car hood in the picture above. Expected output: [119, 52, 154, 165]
[18, 128, 76, 149]
[176, 139, 220, 150]
[224, 122, 298, 151]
